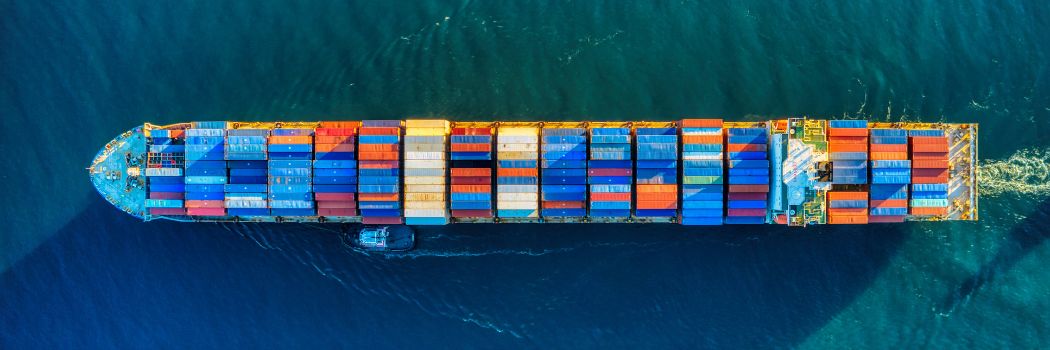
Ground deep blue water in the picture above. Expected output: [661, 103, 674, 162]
[2, 0, 1050, 348]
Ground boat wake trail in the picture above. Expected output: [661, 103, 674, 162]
[978, 148, 1050, 197]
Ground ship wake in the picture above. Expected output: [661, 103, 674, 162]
[978, 148, 1050, 197]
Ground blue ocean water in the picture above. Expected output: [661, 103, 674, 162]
[2, 0, 1050, 347]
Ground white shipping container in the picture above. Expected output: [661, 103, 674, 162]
[497, 185, 538, 193]
[405, 201, 446, 209]
[405, 193, 445, 201]
[682, 154, 723, 160]
[498, 127, 539, 136]
[498, 193, 538, 201]
[404, 160, 446, 168]
[404, 168, 445, 177]
[403, 136, 446, 144]
[405, 184, 445, 193]
[405, 143, 446, 152]
[498, 135, 539, 143]
[498, 201, 538, 210]
[405, 152, 446, 160]
[404, 177, 446, 185]
[145, 168, 183, 177]
[403, 209, 447, 217]
[498, 143, 539, 152]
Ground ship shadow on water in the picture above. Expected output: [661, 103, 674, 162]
[5, 195, 912, 348]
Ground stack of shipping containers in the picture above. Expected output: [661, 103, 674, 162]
[144, 129, 187, 215]
[358, 120, 403, 224]
[449, 124, 495, 219]
[268, 128, 315, 217]
[679, 119, 725, 225]
[224, 128, 270, 217]
[587, 126, 632, 218]
[827, 191, 869, 224]
[635, 126, 678, 219]
[827, 120, 869, 185]
[403, 120, 450, 225]
[868, 128, 910, 223]
[910, 130, 950, 217]
[497, 125, 540, 219]
[725, 126, 769, 224]
[313, 122, 358, 217]
[541, 126, 588, 218]
[184, 122, 228, 217]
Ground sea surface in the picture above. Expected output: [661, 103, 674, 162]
[2, 0, 1049, 348]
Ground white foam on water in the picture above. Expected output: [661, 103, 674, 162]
[978, 148, 1050, 197]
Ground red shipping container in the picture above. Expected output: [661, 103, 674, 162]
[913, 168, 948, 177]
[728, 208, 765, 216]
[911, 207, 948, 216]
[828, 136, 868, 144]
[315, 128, 357, 136]
[870, 199, 908, 208]
[868, 215, 906, 223]
[359, 127, 400, 135]
[591, 193, 631, 201]
[358, 193, 400, 201]
[451, 210, 493, 217]
[587, 168, 632, 176]
[728, 184, 769, 192]
[315, 193, 356, 201]
[913, 160, 950, 168]
[316, 201, 357, 209]
[315, 144, 356, 152]
[359, 160, 399, 169]
[451, 185, 490, 193]
[827, 128, 869, 137]
[452, 128, 493, 135]
[186, 208, 226, 216]
[149, 192, 184, 199]
[912, 175, 950, 184]
[727, 144, 767, 152]
[186, 200, 224, 208]
[828, 192, 868, 201]
[728, 192, 765, 200]
[451, 144, 492, 152]
[913, 143, 949, 153]
[451, 168, 491, 177]
[828, 208, 868, 215]
[451, 176, 490, 185]
[149, 208, 187, 215]
[362, 217, 403, 224]
[314, 135, 356, 144]
[318, 208, 357, 217]
[679, 119, 723, 128]
[542, 201, 584, 209]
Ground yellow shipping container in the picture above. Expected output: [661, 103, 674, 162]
[496, 151, 538, 160]
[404, 177, 446, 185]
[498, 127, 538, 136]
[405, 120, 450, 128]
[405, 193, 445, 201]
[405, 184, 446, 193]
[498, 135, 539, 143]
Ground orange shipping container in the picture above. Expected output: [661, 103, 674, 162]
[727, 144, 766, 152]
[316, 128, 357, 136]
[679, 119, 723, 128]
[319, 121, 361, 129]
[637, 192, 678, 201]
[186, 200, 224, 208]
[451, 143, 492, 152]
[169, 129, 186, 139]
[911, 175, 950, 184]
[497, 168, 538, 177]
[828, 208, 868, 215]
[637, 184, 677, 193]
[827, 215, 869, 224]
[636, 200, 677, 209]
[682, 135, 723, 144]
[827, 192, 868, 200]
[358, 152, 399, 160]
[269, 136, 313, 144]
[451, 168, 491, 177]
[358, 193, 400, 201]
[359, 127, 400, 135]
[542, 201, 584, 209]
[912, 160, 949, 169]
[359, 144, 399, 152]
[910, 136, 948, 144]
[869, 144, 907, 152]
[827, 128, 869, 137]
[911, 207, 948, 216]
[870, 199, 908, 208]
[315, 144, 356, 152]
[827, 136, 868, 144]
[451, 185, 491, 193]
[828, 144, 868, 153]
[358, 160, 399, 169]
[870, 152, 909, 160]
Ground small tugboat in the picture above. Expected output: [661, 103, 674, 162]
[342, 225, 416, 253]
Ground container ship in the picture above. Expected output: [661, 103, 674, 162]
[89, 119, 978, 226]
